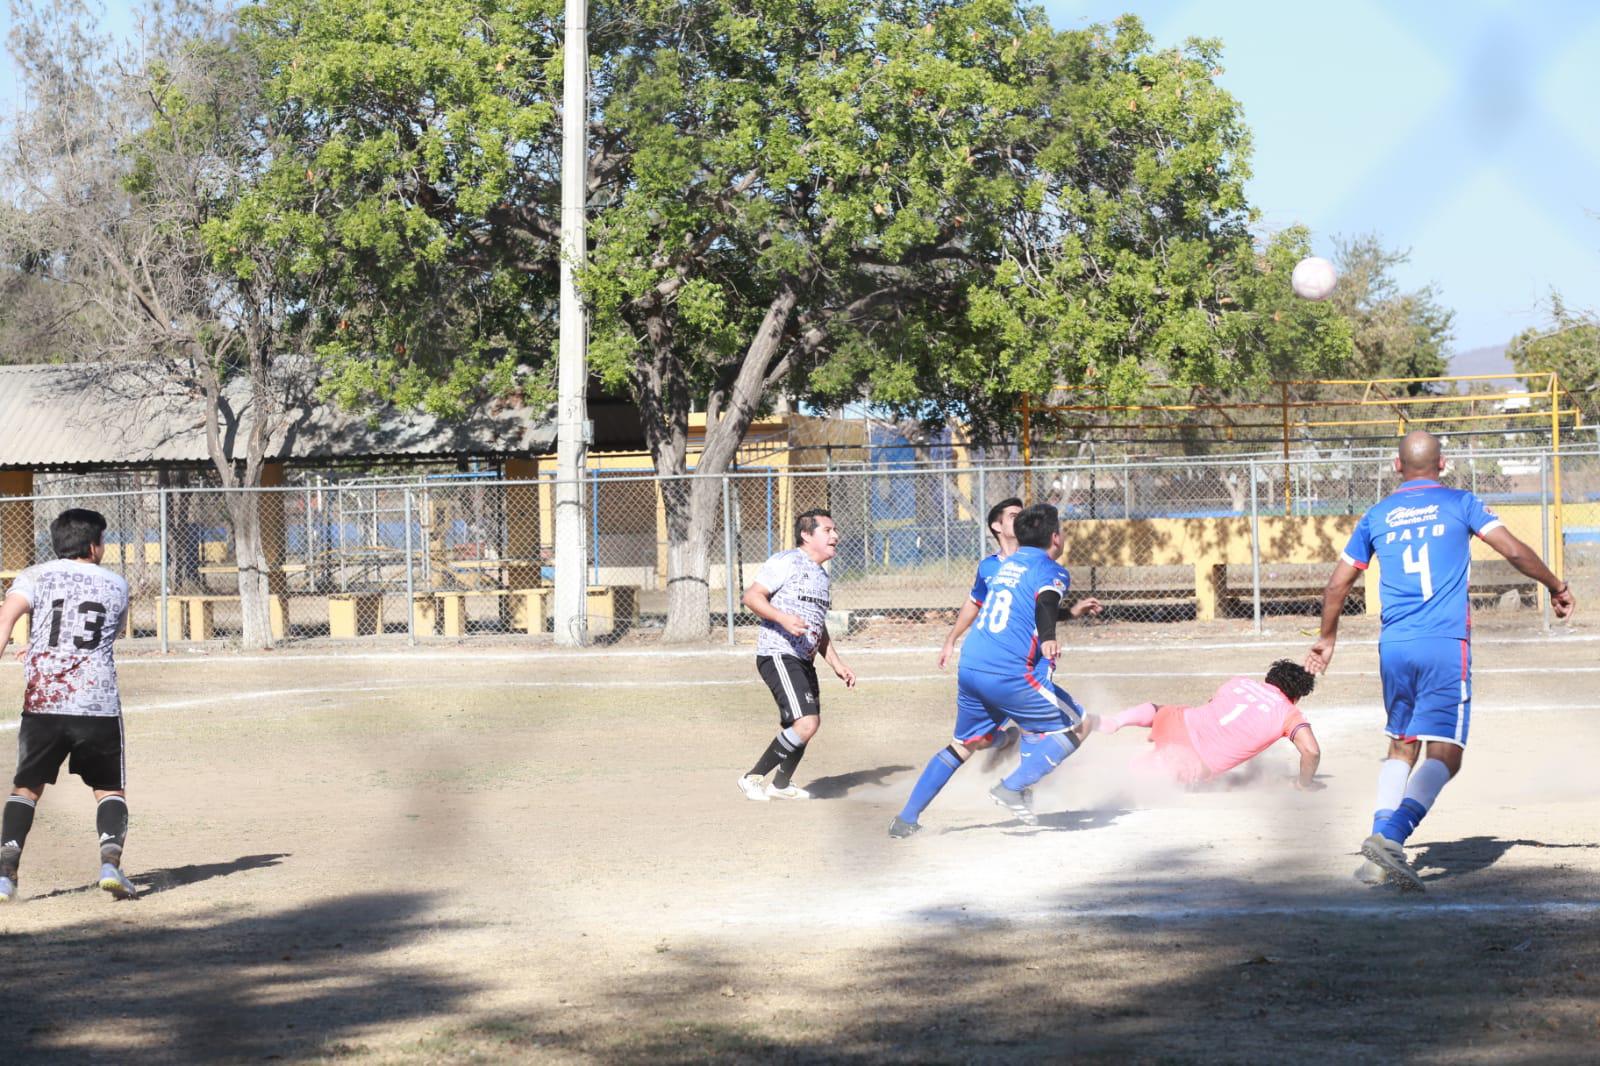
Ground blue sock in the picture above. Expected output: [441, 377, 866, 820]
[1002, 732, 1078, 792]
[1371, 808, 1395, 836]
[1381, 799, 1428, 844]
[1380, 757, 1454, 845]
[899, 747, 964, 824]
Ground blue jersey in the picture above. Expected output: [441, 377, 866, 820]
[1342, 479, 1502, 642]
[958, 546, 1070, 678]
[968, 552, 1006, 606]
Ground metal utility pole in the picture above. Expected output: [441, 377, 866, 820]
[553, 0, 591, 646]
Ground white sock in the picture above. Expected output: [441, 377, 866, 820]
[1374, 757, 1410, 815]
[1402, 758, 1453, 812]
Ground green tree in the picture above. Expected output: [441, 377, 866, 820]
[0, 0, 332, 649]
[1327, 234, 1454, 392]
[1508, 293, 1600, 420]
[236, 2, 1351, 639]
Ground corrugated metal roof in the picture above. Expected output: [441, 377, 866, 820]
[0, 363, 555, 469]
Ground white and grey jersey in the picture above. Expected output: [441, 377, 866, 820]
[7, 560, 129, 717]
[752, 548, 832, 661]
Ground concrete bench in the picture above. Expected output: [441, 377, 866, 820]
[328, 593, 383, 638]
[164, 594, 287, 641]
[501, 586, 638, 637]
[407, 586, 638, 637]
[411, 588, 547, 637]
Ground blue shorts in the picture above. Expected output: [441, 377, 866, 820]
[955, 668, 1084, 742]
[1379, 637, 1471, 747]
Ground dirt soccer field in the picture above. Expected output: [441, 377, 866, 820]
[1, 615, 1598, 1064]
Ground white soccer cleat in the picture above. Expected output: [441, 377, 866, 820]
[1353, 859, 1388, 885]
[765, 783, 811, 801]
[736, 775, 770, 802]
[989, 782, 1039, 826]
[98, 863, 137, 900]
[0, 875, 16, 903]
[1360, 834, 1424, 893]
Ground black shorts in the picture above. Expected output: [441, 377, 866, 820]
[14, 714, 125, 791]
[757, 654, 821, 726]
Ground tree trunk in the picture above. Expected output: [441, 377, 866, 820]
[225, 489, 274, 650]
[660, 474, 721, 643]
[646, 284, 799, 642]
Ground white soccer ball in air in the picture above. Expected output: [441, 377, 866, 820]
[1290, 256, 1338, 301]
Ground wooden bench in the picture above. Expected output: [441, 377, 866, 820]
[164, 594, 287, 641]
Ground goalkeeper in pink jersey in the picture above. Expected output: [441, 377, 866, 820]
[1097, 660, 1322, 789]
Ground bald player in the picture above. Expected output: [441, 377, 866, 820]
[1307, 431, 1575, 891]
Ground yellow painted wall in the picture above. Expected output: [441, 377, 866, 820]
[0, 471, 34, 574]
[1056, 504, 1552, 620]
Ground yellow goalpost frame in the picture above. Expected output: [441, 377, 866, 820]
[1020, 372, 1581, 577]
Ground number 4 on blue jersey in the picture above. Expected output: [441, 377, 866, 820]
[1341, 479, 1502, 641]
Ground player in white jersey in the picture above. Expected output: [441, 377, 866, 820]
[736, 509, 856, 801]
[0, 509, 137, 901]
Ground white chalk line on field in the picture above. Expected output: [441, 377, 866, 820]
[1, 628, 1594, 670]
[2, 665, 1588, 735]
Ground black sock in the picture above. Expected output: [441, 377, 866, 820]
[97, 796, 129, 866]
[749, 727, 804, 780]
[773, 739, 809, 789]
[2, 796, 37, 878]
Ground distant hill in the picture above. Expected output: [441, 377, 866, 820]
[1448, 343, 1516, 379]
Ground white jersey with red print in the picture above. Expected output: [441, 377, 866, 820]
[1182, 676, 1307, 776]
[7, 559, 130, 717]
[752, 548, 832, 661]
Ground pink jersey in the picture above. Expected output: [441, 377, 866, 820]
[1183, 677, 1306, 776]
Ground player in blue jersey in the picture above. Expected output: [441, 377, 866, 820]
[1306, 431, 1575, 890]
[891, 503, 1101, 837]
[937, 497, 1022, 671]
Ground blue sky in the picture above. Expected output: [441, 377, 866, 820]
[4, 1, 1597, 360]
[1046, 0, 1600, 360]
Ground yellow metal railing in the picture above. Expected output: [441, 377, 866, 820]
[1021, 373, 1581, 575]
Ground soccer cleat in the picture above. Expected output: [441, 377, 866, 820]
[98, 863, 137, 900]
[0, 875, 15, 903]
[888, 816, 921, 839]
[989, 782, 1038, 826]
[736, 775, 770, 802]
[1354, 859, 1388, 885]
[1360, 834, 1424, 893]
[765, 783, 811, 800]
[978, 725, 1021, 770]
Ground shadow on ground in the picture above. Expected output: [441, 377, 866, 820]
[1413, 836, 1600, 883]
[33, 853, 290, 901]
[804, 765, 915, 799]
[941, 808, 1128, 835]
[431, 853, 1600, 1064]
[1, 891, 477, 1063]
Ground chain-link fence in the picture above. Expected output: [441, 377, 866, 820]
[1, 445, 1592, 647]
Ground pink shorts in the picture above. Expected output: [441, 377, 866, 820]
[1144, 705, 1210, 786]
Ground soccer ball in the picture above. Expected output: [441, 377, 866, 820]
[1290, 256, 1338, 301]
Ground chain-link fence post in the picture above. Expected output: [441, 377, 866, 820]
[975, 466, 987, 560]
[158, 485, 170, 654]
[941, 469, 951, 576]
[722, 474, 736, 645]
[1540, 451, 1551, 631]
[303, 484, 317, 594]
[403, 487, 417, 645]
[1248, 459, 1262, 634]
